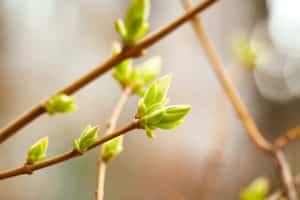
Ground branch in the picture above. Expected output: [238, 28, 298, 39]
[180, 0, 298, 199]
[96, 86, 131, 200]
[0, 120, 139, 180]
[0, 0, 217, 144]
[267, 171, 300, 200]
[180, 0, 271, 153]
[275, 125, 300, 149]
[273, 150, 298, 200]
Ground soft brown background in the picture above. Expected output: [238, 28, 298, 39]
[1, 0, 300, 199]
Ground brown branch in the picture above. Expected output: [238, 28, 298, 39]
[0, 0, 217, 144]
[275, 125, 300, 149]
[180, 0, 271, 153]
[96, 86, 131, 200]
[267, 172, 300, 200]
[180, 0, 298, 199]
[0, 120, 139, 180]
[273, 150, 298, 200]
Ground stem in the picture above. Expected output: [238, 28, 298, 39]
[96, 86, 131, 200]
[180, 0, 298, 199]
[0, 120, 139, 180]
[0, 0, 217, 144]
[180, 0, 271, 154]
[273, 150, 298, 200]
[275, 125, 300, 149]
[267, 171, 300, 199]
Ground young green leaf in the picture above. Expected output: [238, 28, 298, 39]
[101, 136, 124, 162]
[240, 177, 269, 200]
[27, 137, 49, 164]
[73, 125, 100, 153]
[141, 105, 191, 130]
[45, 94, 77, 115]
[143, 75, 171, 108]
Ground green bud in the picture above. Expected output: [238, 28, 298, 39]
[240, 177, 269, 200]
[101, 136, 124, 162]
[117, 0, 150, 45]
[112, 42, 133, 86]
[73, 125, 100, 153]
[136, 75, 191, 138]
[115, 19, 127, 40]
[45, 94, 77, 115]
[232, 35, 266, 69]
[137, 98, 146, 118]
[27, 137, 48, 164]
[143, 75, 171, 109]
[145, 126, 155, 138]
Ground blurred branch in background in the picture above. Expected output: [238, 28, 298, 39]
[180, 0, 298, 199]
[96, 86, 132, 200]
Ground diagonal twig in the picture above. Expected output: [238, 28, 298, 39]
[275, 125, 300, 149]
[0, 120, 139, 180]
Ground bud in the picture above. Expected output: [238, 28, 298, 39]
[143, 75, 171, 109]
[115, 19, 127, 40]
[45, 94, 77, 115]
[112, 42, 133, 86]
[101, 136, 124, 162]
[27, 137, 48, 164]
[116, 0, 150, 45]
[73, 125, 100, 153]
[240, 177, 269, 200]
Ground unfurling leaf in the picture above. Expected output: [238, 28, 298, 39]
[27, 137, 48, 164]
[143, 75, 171, 109]
[136, 75, 191, 138]
[45, 94, 77, 115]
[73, 125, 100, 153]
[116, 0, 150, 46]
[140, 105, 191, 138]
[240, 177, 269, 200]
[101, 136, 124, 162]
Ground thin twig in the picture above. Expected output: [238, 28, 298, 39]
[180, 0, 298, 199]
[267, 172, 300, 199]
[96, 86, 131, 200]
[0, 0, 217, 144]
[275, 125, 300, 149]
[180, 0, 271, 154]
[272, 150, 298, 200]
[0, 120, 139, 180]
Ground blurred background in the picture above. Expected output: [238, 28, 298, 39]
[1, 0, 300, 199]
